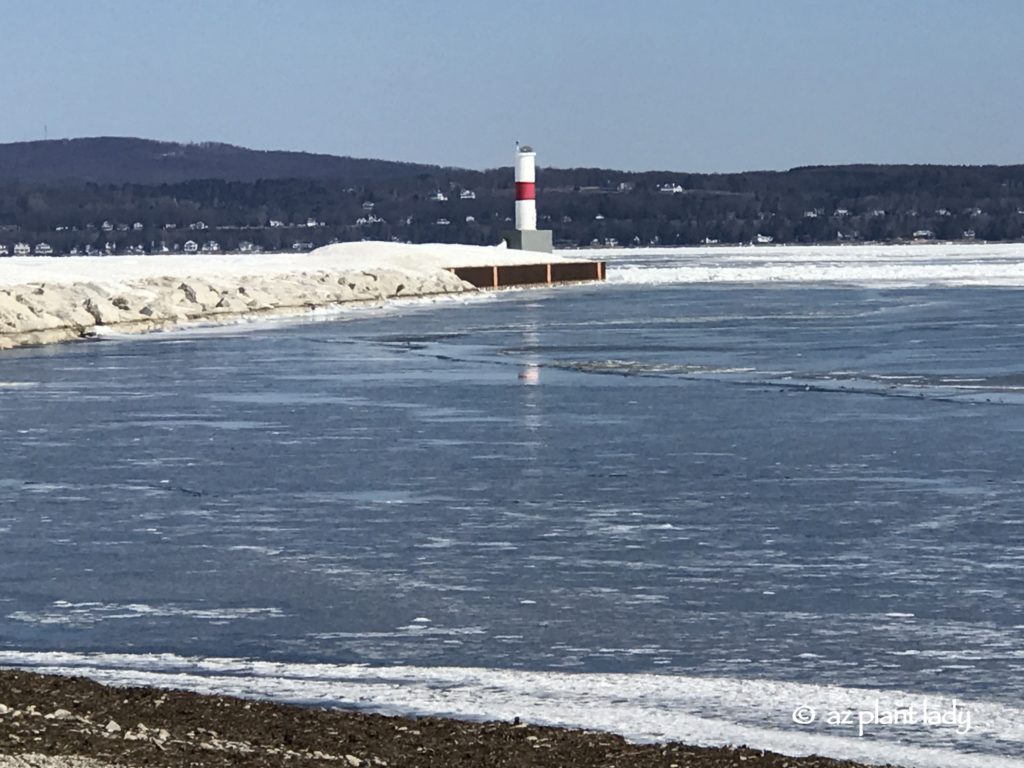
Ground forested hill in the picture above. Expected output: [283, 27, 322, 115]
[0, 137, 435, 184]
[1, 137, 1024, 252]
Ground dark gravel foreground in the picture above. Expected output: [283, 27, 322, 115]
[0, 669, 899, 768]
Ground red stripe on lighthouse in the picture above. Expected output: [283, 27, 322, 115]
[515, 181, 536, 200]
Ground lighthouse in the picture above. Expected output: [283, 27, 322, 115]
[502, 143, 553, 253]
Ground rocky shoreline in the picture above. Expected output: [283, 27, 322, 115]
[0, 669, 897, 768]
[0, 267, 471, 351]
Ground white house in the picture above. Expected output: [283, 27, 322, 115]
[465, 215, 475, 223]
[428, 190, 448, 202]
[913, 229, 935, 240]
[459, 189, 476, 200]
[101, 221, 114, 232]
[658, 183, 683, 194]
[0, 244, 8, 256]
[269, 220, 285, 228]
[34, 242, 53, 256]
[183, 240, 199, 253]
[435, 218, 450, 226]
[200, 240, 220, 253]
[13, 242, 31, 256]
[133, 222, 144, 231]
[756, 233, 774, 244]
[361, 201, 376, 211]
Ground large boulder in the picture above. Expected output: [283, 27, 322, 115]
[83, 296, 123, 325]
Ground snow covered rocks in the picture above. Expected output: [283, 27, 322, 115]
[0, 242, 487, 350]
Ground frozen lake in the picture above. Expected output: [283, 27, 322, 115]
[2, 248, 1023, 766]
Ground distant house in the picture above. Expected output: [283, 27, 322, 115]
[34, 242, 53, 256]
[115, 223, 129, 232]
[183, 240, 199, 253]
[459, 189, 476, 200]
[428, 190, 448, 202]
[306, 217, 319, 228]
[755, 233, 774, 244]
[133, 222, 144, 231]
[163, 223, 177, 230]
[913, 229, 935, 240]
[803, 210, 819, 218]
[291, 241, 314, 251]
[68, 247, 80, 256]
[935, 208, 951, 217]
[594, 214, 605, 220]
[435, 218, 450, 226]
[963, 229, 977, 240]
[190, 221, 208, 231]
[0, 244, 8, 256]
[13, 242, 30, 256]
[833, 208, 851, 217]
[200, 240, 220, 253]
[465, 215, 475, 223]
[361, 201, 376, 211]
[269, 220, 285, 228]
[101, 221, 114, 232]
[658, 183, 683, 194]
[870, 209, 886, 218]
[238, 240, 256, 253]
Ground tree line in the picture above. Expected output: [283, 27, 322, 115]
[3, 163, 1024, 254]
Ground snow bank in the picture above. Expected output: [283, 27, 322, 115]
[0, 241, 551, 349]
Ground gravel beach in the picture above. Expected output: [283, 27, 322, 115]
[0, 669, 898, 768]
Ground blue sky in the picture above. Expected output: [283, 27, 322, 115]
[1, 0, 1022, 171]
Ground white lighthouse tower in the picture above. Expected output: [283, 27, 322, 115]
[514, 144, 537, 231]
[503, 142, 553, 253]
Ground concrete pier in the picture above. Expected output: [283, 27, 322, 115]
[447, 260, 605, 288]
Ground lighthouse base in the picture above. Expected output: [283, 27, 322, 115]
[501, 229, 553, 254]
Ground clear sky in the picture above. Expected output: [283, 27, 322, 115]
[2, 0, 1022, 172]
